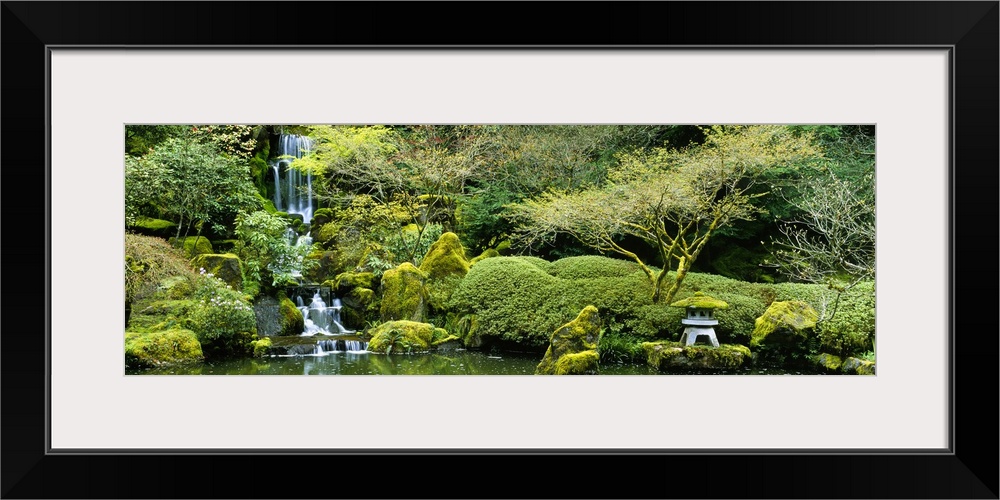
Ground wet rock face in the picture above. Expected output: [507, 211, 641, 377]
[535, 305, 602, 375]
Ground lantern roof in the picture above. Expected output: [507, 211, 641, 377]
[669, 291, 729, 310]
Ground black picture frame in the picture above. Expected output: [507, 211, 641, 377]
[3, 2, 997, 498]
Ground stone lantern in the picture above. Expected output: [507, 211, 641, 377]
[669, 292, 729, 348]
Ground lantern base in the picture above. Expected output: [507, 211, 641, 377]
[680, 326, 720, 348]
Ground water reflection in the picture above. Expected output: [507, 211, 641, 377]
[126, 349, 661, 376]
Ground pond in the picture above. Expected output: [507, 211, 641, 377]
[124, 346, 809, 375]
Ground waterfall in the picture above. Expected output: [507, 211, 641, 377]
[298, 291, 356, 336]
[271, 134, 315, 224]
[313, 339, 368, 355]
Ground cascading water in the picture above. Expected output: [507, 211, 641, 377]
[297, 291, 355, 336]
[271, 134, 315, 224]
[313, 339, 369, 355]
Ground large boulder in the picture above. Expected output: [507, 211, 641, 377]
[190, 253, 244, 291]
[367, 320, 454, 354]
[642, 341, 752, 372]
[419, 232, 471, 311]
[750, 300, 819, 368]
[253, 295, 304, 337]
[379, 263, 429, 322]
[278, 296, 304, 336]
[751, 300, 818, 347]
[841, 357, 876, 375]
[535, 305, 602, 375]
[132, 217, 177, 237]
[125, 328, 203, 369]
[169, 235, 214, 257]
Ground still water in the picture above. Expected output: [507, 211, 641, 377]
[125, 348, 671, 375]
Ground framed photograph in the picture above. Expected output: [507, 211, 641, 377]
[4, 2, 996, 498]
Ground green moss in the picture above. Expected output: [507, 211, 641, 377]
[312, 208, 335, 227]
[642, 341, 751, 372]
[669, 291, 729, 310]
[190, 253, 244, 291]
[251, 337, 273, 358]
[316, 222, 341, 246]
[495, 240, 513, 255]
[169, 236, 214, 257]
[379, 263, 429, 322]
[811, 353, 843, 373]
[841, 357, 876, 375]
[553, 350, 600, 375]
[132, 217, 178, 236]
[419, 232, 470, 311]
[335, 271, 375, 290]
[126, 299, 198, 332]
[469, 248, 500, 266]
[750, 300, 819, 347]
[367, 320, 437, 354]
[535, 306, 602, 375]
[278, 296, 304, 336]
[125, 328, 203, 368]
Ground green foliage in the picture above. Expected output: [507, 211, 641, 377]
[189, 272, 258, 360]
[125, 125, 186, 157]
[125, 233, 200, 307]
[235, 210, 317, 289]
[508, 125, 825, 306]
[597, 330, 648, 365]
[125, 134, 261, 239]
[447, 254, 874, 355]
[125, 328, 204, 369]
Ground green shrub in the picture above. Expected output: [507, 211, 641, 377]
[189, 272, 258, 360]
[446, 255, 875, 356]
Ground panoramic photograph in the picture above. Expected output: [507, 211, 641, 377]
[124, 124, 876, 375]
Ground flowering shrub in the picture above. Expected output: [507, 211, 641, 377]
[189, 269, 258, 359]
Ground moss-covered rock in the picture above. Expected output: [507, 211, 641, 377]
[251, 337, 273, 357]
[311, 208, 335, 228]
[379, 263, 429, 322]
[420, 232, 470, 279]
[125, 328, 203, 369]
[469, 248, 499, 266]
[334, 272, 375, 291]
[170, 236, 214, 257]
[419, 232, 471, 311]
[750, 300, 818, 348]
[841, 357, 876, 375]
[367, 320, 439, 354]
[278, 296, 304, 336]
[811, 353, 844, 373]
[669, 291, 730, 310]
[190, 253, 244, 291]
[132, 217, 177, 237]
[642, 341, 752, 372]
[536, 305, 602, 375]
